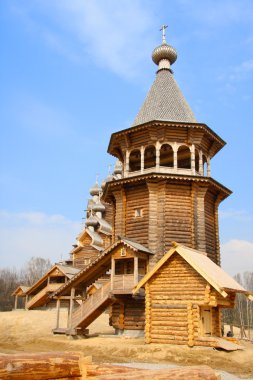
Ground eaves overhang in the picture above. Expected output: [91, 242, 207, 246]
[102, 172, 232, 202]
[108, 120, 226, 157]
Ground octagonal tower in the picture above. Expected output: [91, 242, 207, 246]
[103, 32, 231, 267]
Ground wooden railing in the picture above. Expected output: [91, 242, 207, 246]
[112, 274, 143, 291]
[71, 281, 111, 328]
[26, 283, 61, 309]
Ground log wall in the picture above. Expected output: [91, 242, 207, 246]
[125, 184, 149, 247]
[204, 190, 217, 263]
[73, 235, 100, 269]
[110, 296, 145, 331]
[145, 254, 222, 345]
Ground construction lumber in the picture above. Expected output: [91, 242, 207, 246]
[0, 351, 91, 380]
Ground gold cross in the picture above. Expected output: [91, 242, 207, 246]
[160, 24, 168, 44]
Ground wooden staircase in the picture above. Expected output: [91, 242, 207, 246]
[69, 281, 113, 335]
[26, 283, 61, 309]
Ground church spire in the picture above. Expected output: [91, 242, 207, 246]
[132, 27, 196, 126]
[152, 25, 177, 71]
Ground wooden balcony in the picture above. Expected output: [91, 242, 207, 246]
[112, 274, 143, 294]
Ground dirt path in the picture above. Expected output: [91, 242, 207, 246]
[1, 310, 253, 378]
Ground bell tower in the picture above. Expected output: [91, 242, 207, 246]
[103, 29, 231, 266]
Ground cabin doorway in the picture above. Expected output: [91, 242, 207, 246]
[200, 307, 212, 336]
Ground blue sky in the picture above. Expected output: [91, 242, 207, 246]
[0, 0, 252, 275]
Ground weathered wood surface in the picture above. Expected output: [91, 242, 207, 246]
[145, 254, 225, 345]
[93, 365, 220, 380]
[0, 351, 90, 380]
[0, 352, 221, 380]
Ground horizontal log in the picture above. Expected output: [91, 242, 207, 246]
[97, 365, 219, 380]
[0, 352, 91, 380]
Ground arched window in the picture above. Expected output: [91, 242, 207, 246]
[160, 144, 173, 167]
[129, 149, 141, 172]
[144, 145, 156, 169]
[195, 149, 200, 172]
[177, 145, 191, 169]
[203, 155, 207, 176]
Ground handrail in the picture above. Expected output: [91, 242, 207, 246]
[71, 281, 111, 327]
[26, 283, 61, 309]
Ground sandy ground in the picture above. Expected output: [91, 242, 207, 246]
[0, 310, 253, 379]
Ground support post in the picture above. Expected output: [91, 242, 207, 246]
[134, 256, 139, 286]
[173, 144, 178, 171]
[56, 298, 60, 329]
[191, 145, 195, 174]
[125, 150, 130, 177]
[207, 157, 211, 177]
[111, 258, 115, 291]
[25, 295, 28, 310]
[68, 287, 75, 329]
[156, 142, 160, 171]
[14, 295, 18, 310]
[140, 146, 145, 173]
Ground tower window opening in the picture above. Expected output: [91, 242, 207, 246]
[160, 144, 173, 167]
[177, 145, 191, 169]
[203, 155, 207, 176]
[144, 145, 156, 169]
[129, 149, 141, 172]
[195, 149, 200, 172]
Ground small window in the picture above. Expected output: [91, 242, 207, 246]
[120, 247, 126, 257]
[135, 208, 143, 218]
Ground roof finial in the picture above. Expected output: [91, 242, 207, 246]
[160, 24, 168, 44]
[95, 173, 99, 184]
[108, 164, 112, 175]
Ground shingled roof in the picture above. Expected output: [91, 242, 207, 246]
[132, 69, 197, 127]
[133, 243, 253, 300]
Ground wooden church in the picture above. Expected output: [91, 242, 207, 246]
[17, 28, 252, 347]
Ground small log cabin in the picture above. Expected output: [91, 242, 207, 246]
[133, 242, 253, 347]
[14, 29, 253, 348]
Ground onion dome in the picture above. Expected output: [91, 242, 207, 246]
[85, 215, 98, 227]
[93, 201, 106, 213]
[113, 160, 123, 175]
[151, 25, 177, 71]
[152, 44, 177, 66]
[89, 182, 102, 196]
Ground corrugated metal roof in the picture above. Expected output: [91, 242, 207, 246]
[132, 70, 197, 127]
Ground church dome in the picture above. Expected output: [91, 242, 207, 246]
[93, 201, 106, 213]
[85, 215, 98, 227]
[89, 182, 102, 196]
[152, 43, 177, 66]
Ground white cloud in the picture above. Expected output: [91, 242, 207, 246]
[0, 210, 81, 268]
[11, 0, 157, 80]
[221, 239, 253, 276]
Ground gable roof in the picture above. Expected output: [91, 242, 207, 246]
[132, 70, 197, 127]
[52, 237, 153, 297]
[26, 264, 80, 295]
[12, 285, 30, 296]
[133, 243, 253, 300]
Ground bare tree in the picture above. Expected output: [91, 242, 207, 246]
[0, 268, 19, 311]
[20, 257, 52, 286]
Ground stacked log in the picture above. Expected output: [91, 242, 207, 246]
[0, 352, 221, 380]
